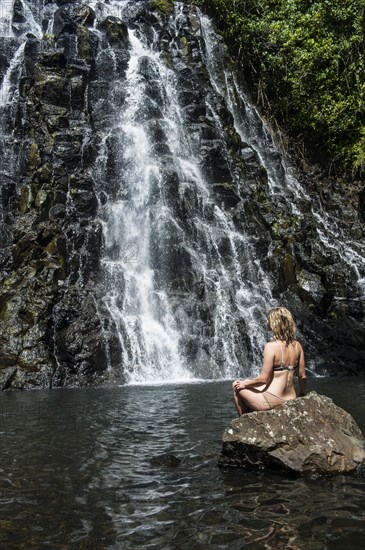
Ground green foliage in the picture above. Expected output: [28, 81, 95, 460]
[152, 0, 174, 16]
[196, 0, 365, 174]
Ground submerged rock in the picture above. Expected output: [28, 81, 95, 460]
[219, 392, 365, 477]
[150, 454, 182, 467]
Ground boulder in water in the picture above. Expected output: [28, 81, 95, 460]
[219, 392, 365, 477]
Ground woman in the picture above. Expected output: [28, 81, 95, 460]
[233, 307, 306, 416]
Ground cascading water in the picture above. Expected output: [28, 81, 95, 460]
[199, 13, 365, 306]
[95, 30, 194, 383]
[90, 1, 279, 384]
[0, 0, 42, 269]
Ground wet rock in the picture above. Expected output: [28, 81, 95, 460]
[358, 187, 365, 222]
[297, 269, 326, 306]
[212, 182, 241, 208]
[0, 367, 18, 391]
[219, 392, 365, 477]
[33, 65, 70, 107]
[53, 3, 95, 38]
[52, 288, 106, 385]
[49, 204, 66, 219]
[12, 0, 28, 36]
[56, 0, 76, 5]
[99, 16, 129, 49]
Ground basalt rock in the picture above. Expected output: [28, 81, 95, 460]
[219, 392, 365, 477]
[53, 3, 95, 39]
[0, 0, 118, 390]
[0, 0, 364, 390]
[99, 16, 129, 50]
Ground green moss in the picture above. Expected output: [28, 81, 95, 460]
[45, 240, 58, 256]
[271, 212, 299, 242]
[257, 190, 269, 203]
[42, 33, 55, 43]
[2, 271, 17, 289]
[76, 26, 91, 60]
[19, 185, 32, 214]
[180, 35, 191, 60]
[272, 221, 279, 237]
[28, 143, 41, 171]
[35, 189, 48, 207]
[152, 0, 174, 16]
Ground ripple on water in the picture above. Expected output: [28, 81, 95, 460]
[0, 380, 364, 549]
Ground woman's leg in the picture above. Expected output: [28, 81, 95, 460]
[238, 388, 270, 413]
[233, 386, 285, 415]
[233, 383, 251, 416]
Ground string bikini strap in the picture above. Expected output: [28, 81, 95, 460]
[280, 343, 285, 366]
[295, 341, 299, 365]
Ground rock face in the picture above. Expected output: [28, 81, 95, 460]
[219, 392, 365, 476]
[0, 1, 364, 389]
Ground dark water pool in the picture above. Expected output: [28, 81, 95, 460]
[1, 377, 364, 549]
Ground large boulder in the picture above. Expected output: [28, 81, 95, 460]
[219, 392, 365, 476]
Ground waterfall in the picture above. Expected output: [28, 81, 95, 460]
[0, 2, 26, 264]
[0, 42, 25, 106]
[0, 0, 363, 390]
[91, 1, 279, 384]
[95, 29, 195, 384]
[199, 13, 365, 303]
[0, 0, 15, 38]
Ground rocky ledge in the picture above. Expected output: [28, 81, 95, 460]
[219, 392, 365, 477]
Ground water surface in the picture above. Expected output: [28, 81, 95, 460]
[1, 377, 364, 549]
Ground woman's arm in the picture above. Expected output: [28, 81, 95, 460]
[297, 343, 306, 396]
[233, 343, 274, 391]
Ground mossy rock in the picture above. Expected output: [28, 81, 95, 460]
[35, 162, 53, 184]
[152, 0, 174, 16]
[39, 50, 66, 69]
[19, 185, 33, 214]
[35, 189, 48, 207]
[28, 143, 42, 171]
[180, 36, 191, 60]
[99, 17, 129, 49]
[33, 66, 69, 107]
[76, 25, 92, 60]
[282, 252, 297, 286]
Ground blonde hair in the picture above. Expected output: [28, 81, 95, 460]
[267, 307, 296, 345]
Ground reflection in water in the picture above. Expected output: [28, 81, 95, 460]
[0, 379, 364, 549]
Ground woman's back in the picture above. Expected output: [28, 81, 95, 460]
[272, 340, 301, 369]
[268, 340, 303, 400]
[232, 307, 306, 415]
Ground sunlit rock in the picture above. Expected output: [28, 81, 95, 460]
[219, 392, 365, 477]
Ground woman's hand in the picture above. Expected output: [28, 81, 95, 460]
[233, 379, 251, 392]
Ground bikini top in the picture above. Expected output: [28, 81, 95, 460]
[273, 341, 299, 372]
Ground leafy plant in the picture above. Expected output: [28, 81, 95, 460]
[196, 0, 365, 175]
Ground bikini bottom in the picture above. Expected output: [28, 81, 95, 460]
[263, 391, 289, 408]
